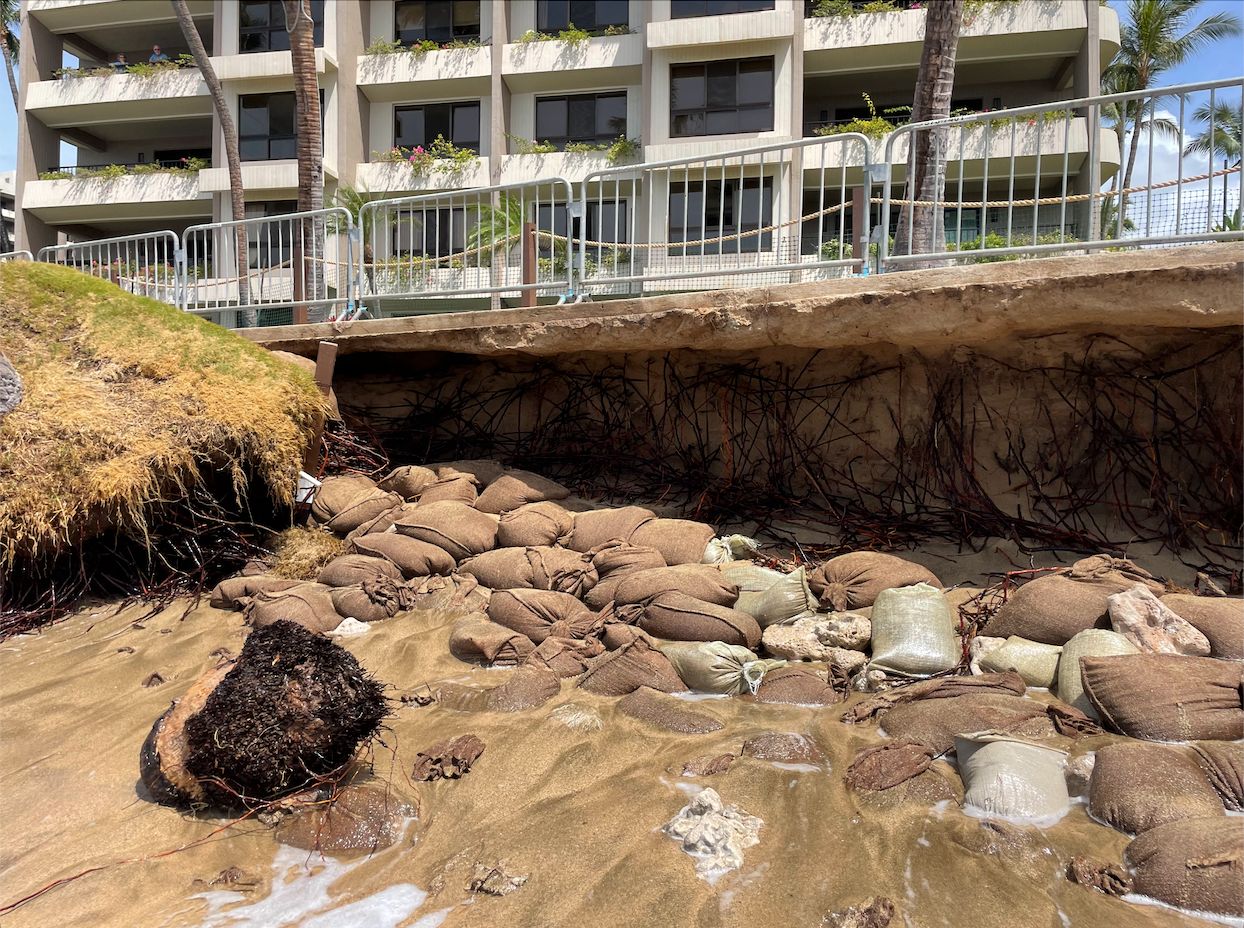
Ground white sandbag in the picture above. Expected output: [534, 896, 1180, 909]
[1056, 628, 1139, 719]
[955, 732, 1069, 824]
[718, 561, 787, 593]
[868, 582, 959, 677]
[978, 636, 1063, 689]
[733, 567, 817, 629]
[703, 534, 760, 564]
[654, 639, 785, 695]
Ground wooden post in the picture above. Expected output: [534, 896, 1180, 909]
[521, 221, 537, 308]
[851, 185, 867, 266]
[302, 340, 337, 475]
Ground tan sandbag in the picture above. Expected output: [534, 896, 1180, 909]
[1056, 628, 1138, 718]
[1068, 554, 1163, 593]
[497, 501, 575, 548]
[475, 470, 571, 514]
[654, 640, 775, 695]
[346, 532, 455, 577]
[635, 591, 761, 648]
[416, 474, 478, 507]
[978, 636, 1062, 689]
[459, 547, 538, 590]
[734, 567, 816, 628]
[317, 554, 403, 588]
[433, 459, 506, 486]
[1161, 595, 1244, 660]
[331, 578, 419, 623]
[629, 518, 717, 566]
[376, 464, 438, 500]
[868, 582, 959, 677]
[568, 506, 656, 552]
[1089, 742, 1225, 835]
[449, 618, 535, 666]
[613, 565, 739, 607]
[955, 733, 1069, 823]
[578, 635, 688, 696]
[324, 488, 402, 535]
[343, 507, 401, 544]
[210, 575, 303, 610]
[311, 474, 376, 523]
[1125, 817, 1244, 917]
[405, 574, 490, 614]
[392, 501, 498, 561]
[460, 547, 597, 596]
[810, 552, 941, 612]
[487, 589, 598, 643]
[585, 543, 667, 608]
[750, 665, 843, 706]
[245, 585, 341, 635]
[880, 694, 1055, 755]
[1192, 742, 1244, 811]
[525, 636, 605, 678]
[718, 561, 787, 592]
[1081, 653, 1244, 742]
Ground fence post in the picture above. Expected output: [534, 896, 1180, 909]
[521, 221, 537, 309]
[851, 186, 867, 264]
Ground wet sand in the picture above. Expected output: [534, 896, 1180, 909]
[0, 588, 1224, 928]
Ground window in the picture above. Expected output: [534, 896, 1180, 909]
[670, 58, 773, 138]
[672, 0, 773, 18]
[533, 92, 626, 149]
[394, 102, 481, 151]
[395, 0, 481, 45]
[239, 92, 297, 160]
[537, 201, 630, 255]
[669, 178, 772, 255]
[394, 207, 471, 258]
[537, 0, 628, 32]
[239, 0, 324, 53]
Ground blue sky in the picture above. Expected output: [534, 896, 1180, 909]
[1, 0, 1241, 174]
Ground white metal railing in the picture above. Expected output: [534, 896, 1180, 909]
[0, 250, 33, 261]
[357, 178, 576, 310]
[182, 207, 360, 328]
[879, 76, 1244, 271]
[37, 231, 181, 304]
[575, 132, 873, 297]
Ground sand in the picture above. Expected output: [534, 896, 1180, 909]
[0, 585, 1224, 928]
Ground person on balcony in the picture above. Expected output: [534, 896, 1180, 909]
[111, 53, 128, 72]
[148, 46, 169, 63]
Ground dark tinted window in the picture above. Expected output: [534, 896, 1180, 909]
[670, 57, 773, 137]
[239, 92, 298, 160]
[239, 0, 324, 53]
[394, 101, 481, 151]
[669, 178, 773, 255]
[395, 0, 481, 45]
[671, 0, 773, 18]
[537, 0, 628, 32]
[394, 207, 469, 257]
[534, 92, 626, 149]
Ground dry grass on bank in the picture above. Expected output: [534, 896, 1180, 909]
[268, 525, 346, 579]
[0, 262, 326, 566]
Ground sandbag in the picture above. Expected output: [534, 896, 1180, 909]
[460, 546, 597, 597]
[497, 501, 575, 548]
[1161, 595, 1244, 660]
[613, 565, 738, 608]
[734, 567, 816, 628]
[629, 518, 717, 566]
[344, 507, 401, 543]
[881, 693, 1055, 755]
[415, 474, 478, 507]
[449, 618, 535, 666]
[1080, 653, 1244, 742]
[1125, 817, 1244, 917]
[1192, 742, 1244, 811]
[578, 635, 687, 696]
[210, 575, 303, 610]
[703, 534, 760, 564]
[404, 574, 490, 614]
[868, 583, 959, 677]
[487, 589, 599, 643]
[718, 561, 787, 592]
[654, 640, 778, 695]
[392, 501, 498, 561]
[317, 554, 403, 588]
[955, 733, 1069, 823]
[525, 635, 605, 678]
[568, 506, 655, 552]
[346, 532, 455, 578]
[978, 636, 1062, 689]
[245, 584, 341, 635]
[1089, 742, 1225, 835]
[585, 543, 667, 608]
[1056, 628, 1138, 718]
[433, 459, 506, 486]
[633, 592, 761, 648]
[331, 578, 420, 624]
[810, 552, 941, 611]
[325, 488, 403, 535]
[475, 470, 571, 514]
[376, 464, 437, 500]
[311, 474, 376, 523]
[751, 665, 843, 706]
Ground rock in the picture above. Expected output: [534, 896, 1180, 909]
[662, 788, 762, 879]
[1066, 856, 1132, 897]
[826, 647, 867, 675]
[618, 687, 724, 734]
[0, 353, 23, 418]
[1065, 752, 1095, 797]
[469, 863, 528, 896]
[969, 635, 1006, 674]
[852, 669, 892, 693]
[740, 732, 826, 766]
[412, 734, 485, 781]
[761, 612, 871, 661]
[683, 753, 735, 777]
[1108, 585, 1211, 656]
[822, 897, 897, 928]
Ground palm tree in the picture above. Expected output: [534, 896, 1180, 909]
[283, 0, 324, 320]
[328, 183, 378, 295]
[1183, 99, 1242, 162]
[2, 0, 19, 110]
[172, 0, 253, 325]
[893, 0, 964, 266]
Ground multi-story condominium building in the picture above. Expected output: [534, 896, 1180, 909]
[0, 171, 15, 252]
[15, 0, 1121, 275]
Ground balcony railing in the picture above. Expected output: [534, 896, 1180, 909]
[37, 159, 210, 181]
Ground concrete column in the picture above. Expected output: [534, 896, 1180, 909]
[489, 0, 509, 185]
[336, 0, 367, 191]
[786, 0, 804, 278]
[1072, 0, 1102, 241]
[15, 2, 63, 252]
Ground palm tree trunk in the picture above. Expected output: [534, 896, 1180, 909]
[1, 25, 18, 111]
[1118, 99, 1147, 230]
[172, 0, 253, 326]
[894, 0, 964, 268]
[284, 0, 324, 321]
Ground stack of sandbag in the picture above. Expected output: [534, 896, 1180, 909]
[1125, 818, 1244, 917]
[1088, 741, 1228, 836]
[567, 507, 725, 566]
[809, 552, 942, 611]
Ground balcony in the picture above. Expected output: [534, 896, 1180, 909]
[502, 33, 641, 92]
[357, 46, 491, 102]
[22, 169, 211, 225]
[24, 68, 210, 127]
[199, 159, 340, 196]
[209, 47, 335, 84]
[647, 7, 796, 49]
[354, 158, 491, 195]
[28, 0, 211, 31]
[500, 150, 626, 185]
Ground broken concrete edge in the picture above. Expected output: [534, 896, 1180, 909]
[243, 244, 1244, 359]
